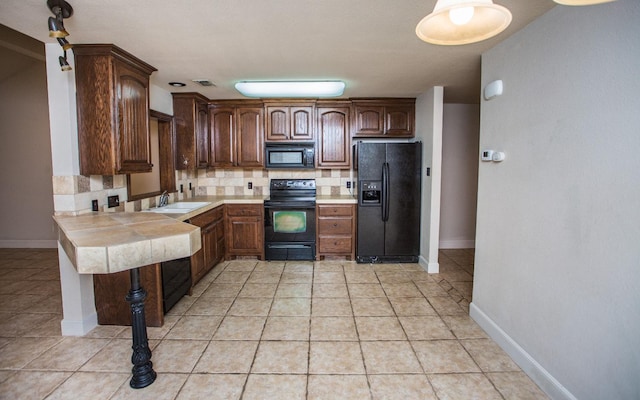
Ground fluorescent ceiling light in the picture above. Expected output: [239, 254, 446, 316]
[235, 81, 346, 98]
[416, 0, 512, 46]
[553, 0, 615, 4]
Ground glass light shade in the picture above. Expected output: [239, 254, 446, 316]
[416, 0, 512, 45]
[235, 81, 345, 98]
[553, 0, 615, 4]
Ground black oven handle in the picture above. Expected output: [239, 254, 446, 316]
[264, 201, 316, 209]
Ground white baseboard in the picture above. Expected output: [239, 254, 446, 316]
[0, 239, 58, 248]
[418, 255, 439, 273]
[439, 239, 475, 249]
[469, 302, 577, 400]
[61, 312, 98, 336]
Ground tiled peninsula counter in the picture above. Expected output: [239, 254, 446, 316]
[53, 212, 202, 389]
[54, 212, 202, 274]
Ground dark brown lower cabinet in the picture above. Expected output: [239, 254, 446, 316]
[225, 204, 264, 260]
[93, 263, 164, 327]
[189, 206, 225, 285]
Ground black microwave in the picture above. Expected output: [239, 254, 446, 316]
[265, 142, 315, 169]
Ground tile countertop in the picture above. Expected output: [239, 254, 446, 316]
[53, 194, 356, 275]
[53, 212, 202, 275]
[316, 195, 358, 204]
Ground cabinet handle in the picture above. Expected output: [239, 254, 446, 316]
[333, 223, 338, 227]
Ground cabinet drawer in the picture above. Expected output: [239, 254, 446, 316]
[318, 237, 352, 253]
[189, 206, 223, 227]
[226, 204, 262, 217]
[318, 205, 353, 217]
[318, 218, 352, 235]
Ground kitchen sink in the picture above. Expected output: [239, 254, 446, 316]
[143, 201, 211, 214]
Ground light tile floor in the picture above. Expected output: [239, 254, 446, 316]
[0, 248, 548, 399]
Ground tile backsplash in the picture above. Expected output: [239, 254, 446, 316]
[52, 168, 356, 215]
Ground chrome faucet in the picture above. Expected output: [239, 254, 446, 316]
[159, 191, 169, 207]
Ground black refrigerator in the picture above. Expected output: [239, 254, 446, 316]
[356, 142, 422, 263]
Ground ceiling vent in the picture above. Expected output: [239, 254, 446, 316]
[192, 79, 216, 87]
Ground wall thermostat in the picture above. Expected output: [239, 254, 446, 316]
[481, 150, 494, 161]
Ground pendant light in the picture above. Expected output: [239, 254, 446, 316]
[416, 0, 512, 45]
[553, 0, 615, 5]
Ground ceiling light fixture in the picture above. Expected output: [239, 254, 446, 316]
[415, 0, 512, 46]
[168, 82, 186, 87]
[47, 0, 74, 71]
[553, 0, 615, 5]
[235, 81, 346, 98]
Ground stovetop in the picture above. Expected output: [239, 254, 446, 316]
[266, 179, 316, 204]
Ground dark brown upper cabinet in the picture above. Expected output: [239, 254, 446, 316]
[317, 102, 351, 169]
[210, 102, 264, 168]
[352, 99, 415, 138]
[172, 93, 210, 170]
[73, 44, 157, 175]
[264, 101, 315, 142]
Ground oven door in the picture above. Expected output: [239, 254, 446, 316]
[264, 202, 316, 260]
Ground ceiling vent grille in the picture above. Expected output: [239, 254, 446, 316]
[192, 79, 216, 87]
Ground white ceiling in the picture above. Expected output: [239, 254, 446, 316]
[0, 0, 556, 103]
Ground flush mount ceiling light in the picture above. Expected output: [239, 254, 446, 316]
[553, 0, 615, 5]
[235, 81, 346, 98]
[47, 0, 73, 38]
[168, 82, 186, 87]
[416, 0, 512, 46]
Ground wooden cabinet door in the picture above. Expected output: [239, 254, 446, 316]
[225, 205, 264, 259]
[195, 101, 210, 168]
[236, 107, 264, 167]
[201, 223, 217, 272]
[215, 220, 226, 264]
[210, 107, 235, 168]
[93, 263, 163, 327]
[317, 107, 350, 168]
[353, 105, 384, 136]
[385, 105, 414, 136]
[290, 106, 314, 140]
[115, 61, 152, 173]
[266, 105, 314, 141]
[74, 44, 156, 176]
[266, 106, 290, 141]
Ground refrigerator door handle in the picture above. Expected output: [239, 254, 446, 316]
[382, 162, 390, 222]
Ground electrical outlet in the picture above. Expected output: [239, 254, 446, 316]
[248, 182, 253, 189]
[107, 195, 119, 208]
[346, 181, 351, 189]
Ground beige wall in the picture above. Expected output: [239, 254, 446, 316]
[0, 53, 56, 247]
[472, 2, 640, 399]
[440, 104, 479, 249]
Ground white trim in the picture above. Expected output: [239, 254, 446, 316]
[60, 312, 98, 336]
[0, 240, 57, 248]
[439, 239, 475, 249]
[469, 302, 578, 400]
[419, 256, 440, 273]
